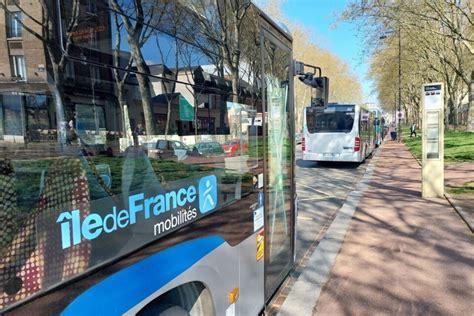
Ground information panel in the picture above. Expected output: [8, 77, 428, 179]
[422, 82, 444, 198]
[424, 84, 443, 109]
[426, 111, 439, 159]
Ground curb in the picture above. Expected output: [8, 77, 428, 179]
[444, 193, 474, 233]
[276, 144, 380, 316]
[403, 142, 473, 233]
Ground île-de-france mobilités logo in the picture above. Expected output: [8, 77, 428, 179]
[199, 175, 217, 213]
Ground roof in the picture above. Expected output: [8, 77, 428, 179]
[151, 93, 181, 104]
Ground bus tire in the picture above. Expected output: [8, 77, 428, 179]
[137, 282, 215, 316]
[143, 304, 188, 316]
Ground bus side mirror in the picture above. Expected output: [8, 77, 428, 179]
[298, 74, 329, 107]
[317, 76, 329, 108]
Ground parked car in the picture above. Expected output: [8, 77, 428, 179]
[222, 139, 248, 156]
[143, 140, 191, 161]
[193, 141, 225, 157]
[188, 141, 224, 166]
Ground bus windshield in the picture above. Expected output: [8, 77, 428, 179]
[306, 105, 355, 133]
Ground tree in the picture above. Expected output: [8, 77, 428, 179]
[342, 0, 473, 128]
[109, 0, 167, 135]
[154, 1, 187, 137]
[186, 0, 255, 103]
[112, 13, 134, 143]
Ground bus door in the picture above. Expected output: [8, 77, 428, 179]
[261, 30, 295, 300]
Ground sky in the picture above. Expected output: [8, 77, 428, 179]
[276, 0, 375, 104]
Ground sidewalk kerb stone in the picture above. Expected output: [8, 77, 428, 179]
[445, 193, 474, 233]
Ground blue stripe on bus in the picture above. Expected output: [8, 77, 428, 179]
[62, 236, 225, 315]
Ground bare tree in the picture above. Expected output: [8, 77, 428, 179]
[109, 0, 168, 135]
[153, 1, 188, 137]
[186, 0, 253, 103]
[112, 13, 134, 140]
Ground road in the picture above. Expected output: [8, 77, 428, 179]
[294, 146, 369, 271]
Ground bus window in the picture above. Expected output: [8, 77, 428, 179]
[306, 105, 355, 133]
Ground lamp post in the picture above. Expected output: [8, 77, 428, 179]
[397, 26, 401, 142]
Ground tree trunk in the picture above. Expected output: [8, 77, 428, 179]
[231, 73, 239, 103]
[468, 71, 474, 131]
[117, 86, 126, 130]
[117, 86, 133, 144]
[50, 59, 67, 148]
[194, 94, 199, 137]
[130, 44, 155, 135]
[165, 99, 172, 138]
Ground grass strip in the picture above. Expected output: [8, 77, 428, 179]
[401, 127, 474, 162]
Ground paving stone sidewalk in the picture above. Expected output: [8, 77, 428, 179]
[314, 141, 474, 315]
[445, 162, 474, 230]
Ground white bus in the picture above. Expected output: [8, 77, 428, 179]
[302, 103, 375, 163]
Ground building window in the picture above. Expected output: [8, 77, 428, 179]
[197, 116, 215, 133]
[86, 0, 97, 14]
[65, 60, 75, 80]
[7, 11, 22, 38]
[89, 31, 99, 49]
[11, 55, 26, 80]
[2, 94, 24, 136]
[91, 66, 101, 83]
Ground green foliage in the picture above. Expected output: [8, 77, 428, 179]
[447, 184, 474, 195]
[12, 155, 254, 212]
[444, 131, 474, 162]
[402, 128, 474, 162]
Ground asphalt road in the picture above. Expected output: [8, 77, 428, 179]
[294, 145, 369, 266]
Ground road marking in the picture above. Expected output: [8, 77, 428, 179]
[298, 196, 344, 202]
[339, 184, 353, 190]
[298, 216, 313, 221]
[296, 182, 332, 196]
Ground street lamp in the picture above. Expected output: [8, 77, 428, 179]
[379, 27, 401, 141]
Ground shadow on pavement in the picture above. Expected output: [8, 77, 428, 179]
[313, 142, 474, 316]
[296, 159, 361, 169]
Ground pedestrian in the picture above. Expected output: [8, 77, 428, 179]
[410, 123, 417, 137]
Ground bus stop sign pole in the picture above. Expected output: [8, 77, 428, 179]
[422, 83, 444, 198]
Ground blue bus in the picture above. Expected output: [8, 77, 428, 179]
[0, 1, 297, 314]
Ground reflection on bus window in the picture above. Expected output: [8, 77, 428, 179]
[0, 0, 264, 310]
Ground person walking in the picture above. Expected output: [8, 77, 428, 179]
[410, 123, 417, 137]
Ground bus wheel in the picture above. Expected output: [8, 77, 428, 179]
[137, 282, 215, 316]
[144, 304, 188, 316]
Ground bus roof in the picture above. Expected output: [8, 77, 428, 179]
[252, 1, 293, 42]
